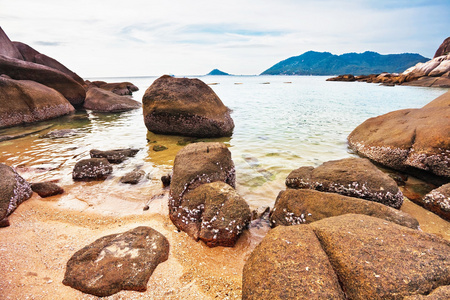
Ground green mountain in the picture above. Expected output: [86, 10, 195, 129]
[207, 69, 230, 75]
[261, 51, 429, 76]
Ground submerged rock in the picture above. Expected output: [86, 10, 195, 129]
[63, 226, 169, 297]
[90, 148, 139, 164]
[0, 163, 32, 225]
[286, 157, 404, 208]
[270, 189, 419, 229]
[84, 87, 141, 112]
[0, 76, 75, 128]
[422, 183, 450, 221]
[142, 75, 234, 137]
[31, 181, 64, 198]
[348, 91, 450, 181]
[72, 158, 113, 181]
[39, 129, 78, 139]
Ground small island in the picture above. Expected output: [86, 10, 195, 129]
[206, 68, 230, 76]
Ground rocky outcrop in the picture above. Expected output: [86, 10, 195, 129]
[0, 54, 86, 107]
[89, 148, 139, 164]
[142, 75, 234, 137]
[243, 214, 450, 299]
[87, 80, 139, 96]
[286, 157, 404, 208]
[270, 189, 419, 229]
[72, 158, 113, 181]
[31, 182, 64, 198]
[0, 76, 75, 128]
[0, 27, 23, 60]
[434, 37, 450, 58]
[175, 181, 251, 247]
[0, 163, 32, 225]
[422, 183, 450, 221]
[83, 87, 141, 112]
[348, 91, 450, 181]
[63, 226, 169, 297]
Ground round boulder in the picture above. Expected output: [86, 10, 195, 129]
[142, 75, 234, 137]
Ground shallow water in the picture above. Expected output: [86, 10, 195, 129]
[0, 75, 448, 225]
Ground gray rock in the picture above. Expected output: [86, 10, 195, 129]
[120, 170, 145, 184]
[72, 158, 113, 181]
[90, 148, 139, 164]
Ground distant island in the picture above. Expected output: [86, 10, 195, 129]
[207, 69, 230, 75]
[261, 51, 429, 76]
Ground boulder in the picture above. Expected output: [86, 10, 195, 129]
[83, 87, 141, 112]
[72, 158, 113, 181]
[242, 224, 345, 300]
[0, 163, 32, 224]
[422, 183, 450, 221]
[89, 148, 139, 164]
[120, 170, 145, 184]
[404, 286, 450, 300]
[63, 226, 169, 297]
[142, 75, 234, 137]
[31, 182, 64, 198]
[286, 157, 404, 208]
[12, 41, 85, 86]
[0, 76, 75, 128]
[270, 189, 419, 229]
[173, 181, 251, 247]
[434, 37, 450, 58]
[0, 27, 23, 60]
[243, 214, 450, 299]
[348, 91, 450, 180]
[88, 80, 139, 95]
[429, 60, 450, 77]
[0, 54, 85, 107]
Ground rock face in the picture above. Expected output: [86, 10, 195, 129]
[72, 158, 113, 181]
[242, 224, 345, 300]
[0, 54, 86, 107]
[175, 182, 251, 247]
[89, 148, 139, 164]
[270, 189, 419, 229]
[63, 226, 169, 297]
[0, 76, 75, 128]
[0, 163, 32, 224]
[422, 183, 450, 221]
[243, 214, 450, 299]
[84, 87, 141, 112]
[142, 75, 234, 137]
[286, 157, 404, 208]
[404, 286, 450, 300]
[31, 182, 64, 198]
[348, 91, 450, 180]
[87, 80, 139, 96]
[434, 37, 450, 58]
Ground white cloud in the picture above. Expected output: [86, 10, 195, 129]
[0, 0, 448, 77]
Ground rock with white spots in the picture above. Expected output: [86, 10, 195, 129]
[422, 183, 450, 221]
[72, 158, 113, 181]
[63, 226, 169, 297]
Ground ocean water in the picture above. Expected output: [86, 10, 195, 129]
[0, 75, 447, 211]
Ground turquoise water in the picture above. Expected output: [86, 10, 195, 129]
[0, 76, 447, 210]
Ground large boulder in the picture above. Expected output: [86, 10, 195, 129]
[63, 226, 169, 297]
[243, 214, 450, 299]
[422, 183, 450, 221]
[0, 76, 75, 128]
[286, 157, 404, 208]
[83, 87, 141, 112]
[89, 148, 139, 164]
[348, 91, 450, 180]
[12, 41, 85, 86]
[0, 163, 32, 225]
[72, 158, 113, 181]
[270, 189, 419, 229]
[0, 27, 23, 60]
[88, 80, 139, 96]
[0, 54, 85, 107]
[174, 181, 251, 247]
[142, 75, 234, 137]
[434, 37, 450, 58]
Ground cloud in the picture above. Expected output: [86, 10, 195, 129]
[33, 41, 62, 46]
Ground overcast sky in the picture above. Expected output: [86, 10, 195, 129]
[1, 0, 449, 77]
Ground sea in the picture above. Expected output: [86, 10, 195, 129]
[0, 75, 447, 215]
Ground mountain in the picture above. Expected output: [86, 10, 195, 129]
[261, 51, 429, 76]
[207, 69, 230, 75]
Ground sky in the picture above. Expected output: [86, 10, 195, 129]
[1, 0, 449, 77]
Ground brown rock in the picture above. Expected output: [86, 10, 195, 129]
[63, 226, 169, 297]
[286, 157, 404, 208]
[120, 170, 145, 184]
[348, 91, 450, 179]
[270, 189, 419, 229]
[88, 81, 139, 95]
[84, 87, 141, 112]
[404, 286, 450, 300]
[0, 27, 23, 60]
[31, 181, 64, 198]
[0, 76, 75, 128]
[0, 163, 32, 224]
[72, 158, 113, 181]
[142, 75, 234, 137]
[89, 148, 139, 164]
[434, 37, 450, 58]
[422, 183, 450, 221]
[242, 225, 345, 299]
